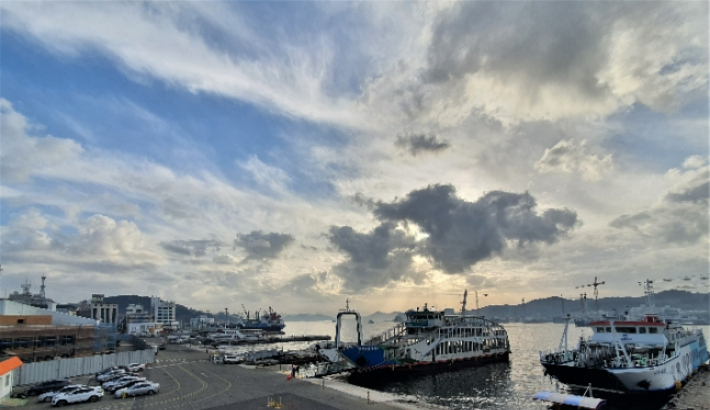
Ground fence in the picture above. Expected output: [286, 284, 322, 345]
[13, 347, 155, 386]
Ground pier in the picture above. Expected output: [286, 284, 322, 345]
[211, 334, 331, 346]
[662, 364, 710, 410]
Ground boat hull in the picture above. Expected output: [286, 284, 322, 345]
[543, 340, 708, 394]
[348, 351, 510, 383]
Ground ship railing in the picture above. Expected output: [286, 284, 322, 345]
[363, 323, 407, 346]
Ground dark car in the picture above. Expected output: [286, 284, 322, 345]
[25, 380, 70, 396]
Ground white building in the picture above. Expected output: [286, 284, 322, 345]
[126, 321, 162, 336]
[0, 357, 22, 400]
[151, 296, 178, 329]
[90, 294, 118, 326]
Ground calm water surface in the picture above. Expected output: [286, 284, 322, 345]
[255, 320, 709, 410]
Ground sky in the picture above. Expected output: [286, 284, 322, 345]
[0, 1, 708, 316]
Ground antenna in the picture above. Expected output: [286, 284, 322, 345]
[224, 307, 229, 329]
[40, 274, 47, 298]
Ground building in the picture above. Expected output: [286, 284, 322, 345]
[189, 315, 214, 328]
[151, 296, 178, 329]
[0, 300, 109, 363]
[122, 304, 160, 336]
[0, 357, 23, 400]
[88, 294, 118, 327]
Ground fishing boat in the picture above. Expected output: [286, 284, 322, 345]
[540, 280, 709, 395]
[329, 291, 510, 381]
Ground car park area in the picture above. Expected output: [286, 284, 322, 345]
[13, 343, 403, 410]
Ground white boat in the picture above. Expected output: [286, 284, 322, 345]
[540, 280, 709, 394]
[332, 291, 510, 381]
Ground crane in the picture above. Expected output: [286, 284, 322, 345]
[577, 277, 605, 318]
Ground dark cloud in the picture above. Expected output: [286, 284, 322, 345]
[234, 230, 295, 260]
[327, 222, 419, 292]
[609, 212, 652, 231]
[665, 171, 709, 204]
[327, 185, 578, 291]
[424, 1, 614, 99]
[395, 134, 450, 156]
[611, 170, 709, 244]
[161, 239, 223, 258]
[374, 185, 579, 273]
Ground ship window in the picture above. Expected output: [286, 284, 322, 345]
[639, 327, 647, 334]
[649, 327, 658, 334]
[616, 327, 636, 334]
[606, 327, 611, 332]
[596, 327, 605, 333]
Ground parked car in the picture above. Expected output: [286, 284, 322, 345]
[126, 362, 147, 372]
[114, 381, 159, 398]
[25, 380, 70, 397]
[96, 366, 120, 376]
[52, 386, 103, 407]
[106, 379, 146, 394]
[38, 385, 85, 402]
[97, 369, 125, 382]
[223, 354, 241, 364]
[102, 376, 146, 391]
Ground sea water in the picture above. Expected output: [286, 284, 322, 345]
[258, 320, 710, 410]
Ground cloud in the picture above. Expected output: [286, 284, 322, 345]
[665, 168, 709, 204]
[327, 222, 419, 292]
[234, 230, 295, 261]
[395, 133, 450, 156]
[161, 239, 224, 258]
[1, 211, 161, 267]
[610, 163, 709, 244]
[373, 185, 580, 273]
[416, 2, 707, 124]
[535, 139, 613, 181]
[0, 99, 83, 182]
[327, 185, 579, 291]
[0, 2, 366, 129]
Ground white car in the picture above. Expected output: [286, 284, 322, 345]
[52, 386, 103, 407]
[97, 369, 125, 381]
[114, 381, 160, 398]
[102, 376, 146, 391]
[38, 385, 85, 403]
[125, 362, 147, 372]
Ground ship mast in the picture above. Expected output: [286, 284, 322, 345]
[461, 290, 468, 316]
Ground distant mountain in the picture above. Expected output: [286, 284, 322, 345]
[476, 290, 709, 318]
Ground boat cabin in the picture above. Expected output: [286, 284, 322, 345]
[405, 304, 444, 331]
[588, 315, 668, 348]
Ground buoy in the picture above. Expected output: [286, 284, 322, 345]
[287, 374, 292, 380]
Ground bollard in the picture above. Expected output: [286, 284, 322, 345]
[367, 391, 370, 404]
[322, 378, 324, 390]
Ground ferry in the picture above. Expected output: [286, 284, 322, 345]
[329, 291, 510, 380]
[540, 280, 709, 395]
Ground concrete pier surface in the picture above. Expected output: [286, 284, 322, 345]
[15, 343, 439, 410]
[662, 365, 710, 410]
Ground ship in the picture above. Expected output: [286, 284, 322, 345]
[238, 306, 285, 332]
[540, 280, 709, 395]
[328, 291, 510, 381]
